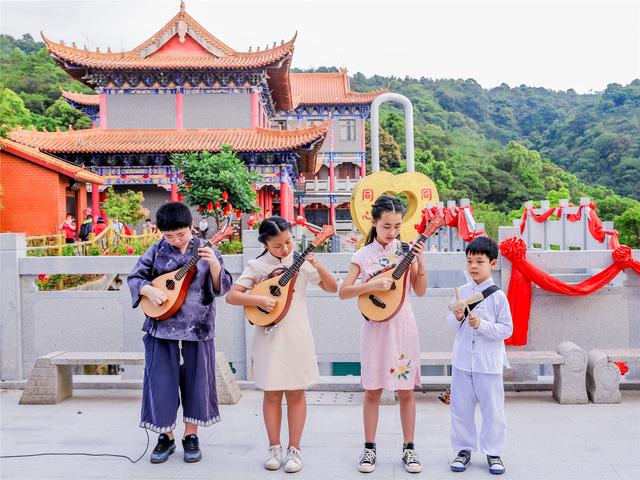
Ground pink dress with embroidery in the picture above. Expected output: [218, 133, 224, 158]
[351, 238, 421, 391]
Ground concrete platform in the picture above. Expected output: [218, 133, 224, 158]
[1, 388, 639, 480]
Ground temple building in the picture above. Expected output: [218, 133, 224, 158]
[8, 1, 386, 230]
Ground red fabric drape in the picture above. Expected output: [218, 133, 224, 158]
[520, 203, 619, 247]
[417, 206, 484, 241]
[499, 236, 640, 345]
[292, 216, 322, 235]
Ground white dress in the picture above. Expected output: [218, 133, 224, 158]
[235, 251, 321, 391]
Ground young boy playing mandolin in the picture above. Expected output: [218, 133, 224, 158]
[128, 202, 233, 464]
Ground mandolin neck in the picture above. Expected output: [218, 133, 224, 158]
[278, 243, 315, 286]
[391, 234, 426, 280]
[176, 240, 212, 280]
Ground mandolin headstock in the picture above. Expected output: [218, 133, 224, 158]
[209, 216, 237, 245]
[311, 224, 335, 247]
[416, 209, 445, 238]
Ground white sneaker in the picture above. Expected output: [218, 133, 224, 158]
[284, 446, 303, 473]
[402, 447, 423, 473]
[358, 447, 377, 473]
[264, 444, 283, 470]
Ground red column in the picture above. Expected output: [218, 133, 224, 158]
[329, 112, 336, 191]
[360, 118, 366, 177]
[251, 90, 259, 128]
[279, 182, 290, 221]
[329, 159, 335, 192]
[170, 183, 179, 202]
[289, 187, 294, 221]
[266, 190, 273, 217]
[329, 196, 336, 227]
[258, 188, 265, 216]
[91, 184, 100, 222]
[298, 198, 304, 218]
[99, 92, 107, 129]
[176, 91, 183, 130]
[76, 185, 87, 235]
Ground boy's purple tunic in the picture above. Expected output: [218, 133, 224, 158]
[127, 237, 233, 432]
[128, 237, 232, 341]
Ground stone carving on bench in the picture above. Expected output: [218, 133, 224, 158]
[552, 341, 588, 404]
[586, 349, 639, 404]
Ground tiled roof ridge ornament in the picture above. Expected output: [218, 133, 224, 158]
[180, 0, 185, 13]
[177, 20, 188, 43]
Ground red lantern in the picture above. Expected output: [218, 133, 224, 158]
[222, 191, 229, 201]
[198, 205, 204, 213]
[223, 203, 232, 215]
[234, 209, 242, 219]
[215, 201, 221, 208]
[207, 202, 214, 212]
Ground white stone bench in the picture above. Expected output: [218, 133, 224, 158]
[586, 348, 640, 403]
[19, 351, 241, 405]
[420, 341, 588, 404]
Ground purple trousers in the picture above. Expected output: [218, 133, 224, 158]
[140, 334, 220, 433]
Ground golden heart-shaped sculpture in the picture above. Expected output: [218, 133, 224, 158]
[350, 171, 439, 242]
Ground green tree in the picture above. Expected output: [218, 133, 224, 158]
[172, 145, 260, 228]
[101, 188, 148, 226]
[43, 97, 92, 131]
[471, 202, 510, 240]
[615, 205, 640, 248]
[0, 85, 31, 136]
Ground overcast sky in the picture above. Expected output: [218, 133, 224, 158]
[1, 0, 638, 93]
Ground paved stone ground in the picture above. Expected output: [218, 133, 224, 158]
[1, 388, 638, 480]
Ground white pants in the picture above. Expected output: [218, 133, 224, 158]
[450, 367, 507, 456]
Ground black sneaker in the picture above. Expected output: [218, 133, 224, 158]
[487, 455, 505, 475]
[402, 442, 422, 473]
[182, 434, 202, 463]
[150, 434, 176, 464]
[358, 446, 376, 473]
[450, 450, 471, 472]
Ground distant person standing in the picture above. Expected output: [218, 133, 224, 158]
[79, 215, 93, 241]
[60, 213, 76, 244]
[93, 217, 107, 236]
[198, 218, 209, 239]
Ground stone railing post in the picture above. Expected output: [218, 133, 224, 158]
[0, 233, 26, 381]
[241, 229, 263, 381]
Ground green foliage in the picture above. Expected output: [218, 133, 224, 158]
[217, 240, 243, 255]
[615, 205, 640, 248]
[172, 145, 260, 226]
[36, 273, 102, 291]
[0, 34, 92, 135]
[0, 85, 31, 136]
[101, 188, 148, 225]
[471, 203, 511, 239]
[351, 74, 639, 201]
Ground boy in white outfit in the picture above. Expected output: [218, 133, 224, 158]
[447, 236, 513, 475]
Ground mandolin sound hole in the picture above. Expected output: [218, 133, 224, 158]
[166, 279, 176, 290]
[269, 286, 282, 297]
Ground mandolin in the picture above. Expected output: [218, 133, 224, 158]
[244, 225, 334, 327]
[140, 217, 236, 320]
[357, 212, 445, 322]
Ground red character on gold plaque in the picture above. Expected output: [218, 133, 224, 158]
[421, 188, 432, 201]
[362, 188, 374, 201]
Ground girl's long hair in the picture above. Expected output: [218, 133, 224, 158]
[364, 195, 405, 245]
